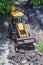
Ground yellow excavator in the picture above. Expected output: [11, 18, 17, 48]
[8, 6, 36, 52]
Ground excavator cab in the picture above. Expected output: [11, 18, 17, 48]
[10, 11, 30, 38]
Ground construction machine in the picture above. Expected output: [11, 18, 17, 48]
[8, 6, 36, 52]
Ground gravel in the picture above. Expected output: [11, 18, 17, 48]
[8, 41, 43, 65]
[0, 33, 43, 65]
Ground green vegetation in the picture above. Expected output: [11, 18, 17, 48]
[0, 0, 43, 16]
[32, 0, 43, 3]
[16, 0, 43, 3]
[36, 42, 43, 52]
[0, 0, 14, 15]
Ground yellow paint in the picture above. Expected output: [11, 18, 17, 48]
[11, 6, 16, 12]
[17, 23, 24, 30]
[11, 12, 24, 17]
[16, 22, 29, 38]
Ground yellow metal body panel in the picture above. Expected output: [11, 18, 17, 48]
[17, 23, 24, 30]
[11, 5, 24, 17]
[11, 6, 16, 12]
[16, 22, 29, 38]
[11, 12, 24, 17]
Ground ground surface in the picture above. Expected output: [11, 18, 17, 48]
[0, 34, 43, 65]
[0, 6, 43, 65]
[0, 20, 43, 65]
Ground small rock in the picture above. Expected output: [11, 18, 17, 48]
[38, 52, 42, 56]
[30, 62, 33, 65]
[20, 59, 27, 64]
[24, 62, 29, 65]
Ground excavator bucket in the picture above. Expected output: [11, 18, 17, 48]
[16, 37, 36, 45]
[15, 37, 36, 52]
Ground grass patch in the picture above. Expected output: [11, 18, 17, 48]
[36, 42, 43, 52]
[32, 0, 43, 3]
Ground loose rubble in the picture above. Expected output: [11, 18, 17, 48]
[0, 33, 43, 65]
[8, 41, 43, 65]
